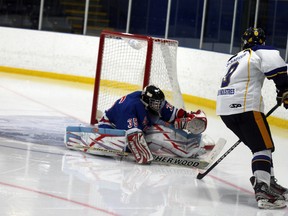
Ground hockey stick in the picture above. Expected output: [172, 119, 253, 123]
[196, 104, 279, 180]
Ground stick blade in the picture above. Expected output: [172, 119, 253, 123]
[196, 137, 226, 180]
[196, 172, 205, 179]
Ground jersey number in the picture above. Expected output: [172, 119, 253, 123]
[221, 62, 239, 87]
[127, 118, 138, 128]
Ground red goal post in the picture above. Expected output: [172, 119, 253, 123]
[90, 30, 184, 125]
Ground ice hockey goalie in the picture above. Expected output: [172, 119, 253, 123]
[65, 85, 226, 169]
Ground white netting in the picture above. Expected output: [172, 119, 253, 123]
[94, 32, 184, 120]
[149, 38, 184, 109]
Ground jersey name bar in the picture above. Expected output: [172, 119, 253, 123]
[218, 88, 235, 95]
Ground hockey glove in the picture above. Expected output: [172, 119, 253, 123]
[174, 109, 207, 134]
[276, 89, 288, 109]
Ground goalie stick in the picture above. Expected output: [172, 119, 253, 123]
[65, 126, 226, 170]
[196, 104, 279, 180]
[146, 137, 225, 169]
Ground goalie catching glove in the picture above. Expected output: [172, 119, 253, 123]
[126, 128, 153, 164]
[174, 109, 207, 134]
[276, 89, 288, 109]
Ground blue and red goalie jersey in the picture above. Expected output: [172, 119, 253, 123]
[102, 91, 177, 131]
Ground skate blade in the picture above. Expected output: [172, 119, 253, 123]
[258, 200, 287, 209]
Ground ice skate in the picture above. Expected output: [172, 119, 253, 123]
[250, 176, 286, 209]
[270, 176, 288, 201]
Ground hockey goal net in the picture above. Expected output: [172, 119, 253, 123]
[90, 30, 184, 125]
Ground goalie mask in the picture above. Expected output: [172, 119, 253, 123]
[141, 85, 165, 115]
[241, 27, 266, 50]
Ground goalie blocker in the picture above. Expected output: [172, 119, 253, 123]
[65, 125, 226, 169]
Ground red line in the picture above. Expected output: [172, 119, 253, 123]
[208, 174, 254, 195]
[0, 85, 87, 123]
[0, 181, 119, 216]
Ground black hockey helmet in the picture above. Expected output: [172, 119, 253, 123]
[241, 27, 266, 50]
[141, 85, 165, 115]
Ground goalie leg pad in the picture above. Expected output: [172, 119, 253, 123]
[126, 128, 153, 164]
[146, 124, 207, 158]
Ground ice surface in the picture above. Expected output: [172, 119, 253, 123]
[0, 73, 287, 216]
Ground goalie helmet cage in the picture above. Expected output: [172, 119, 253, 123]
[90, 30, 184, 125]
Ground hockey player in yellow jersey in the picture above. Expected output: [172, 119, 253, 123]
[216, 27, 288, 209]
